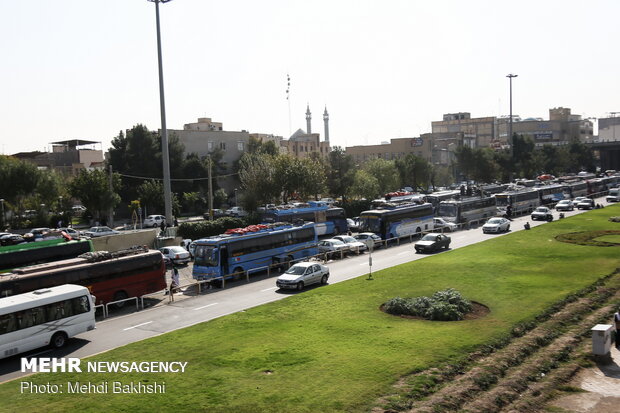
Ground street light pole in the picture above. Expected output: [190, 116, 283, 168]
[507, 73, 518, 182]
[148, 0, 173, 224]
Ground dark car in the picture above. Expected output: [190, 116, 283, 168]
[414, 233, 451, 253]
[531, 206, 553, 221]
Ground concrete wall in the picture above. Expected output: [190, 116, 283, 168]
[91, 229, 159, 252]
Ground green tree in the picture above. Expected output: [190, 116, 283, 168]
[349, 170, 380, 199]
[364, 158, 400, 196]
[327, 147, 355, 204]
[69, 169, 121, 223]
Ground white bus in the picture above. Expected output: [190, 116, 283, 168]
[0, 284, 95, 359]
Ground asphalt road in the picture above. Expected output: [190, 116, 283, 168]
[0, 199, 614, 382]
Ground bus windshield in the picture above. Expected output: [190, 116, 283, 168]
[495, 195, 509, 206]
[438, 204, 457, 217]
[359, 215, 380, 233]
[194, 245, 218, 267]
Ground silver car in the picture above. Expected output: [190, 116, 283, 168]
[159, 246, 191, 265]
[482, 217, 511, 234]
[333, 235, 367, 253]
[276, 262, 329, 290]
[318, 239, 349, 258]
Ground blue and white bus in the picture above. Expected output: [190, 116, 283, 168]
[260, 202, 348, 236]
[495, 187, 540, 215]
[192, 223, 318, 282]
[358, 203, 434, 240]
[536, 184, 566, 205]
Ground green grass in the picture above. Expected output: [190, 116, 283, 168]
[1, 205, 619, 413]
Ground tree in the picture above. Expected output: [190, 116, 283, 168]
[363, 158, 400, 196]
[238, 153, 279, 209]
[349, 170, 380, 200]
[69, 170, 121, 223]
[327, 147, 355, 204]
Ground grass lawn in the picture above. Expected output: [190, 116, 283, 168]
[1, 205, 619, 413]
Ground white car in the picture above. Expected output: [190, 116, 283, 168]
[159, 246, 191, 265]
[82, 226, 119, 238]
[226, 207, 248, 217]
[318, 239, 350, 258]
[482, 217, 511, 234]
[531, 207, 553, 221]
[144, 215, 166, 228]
[354, 232, 383, 249]
[555, 200, 574, 211]
[571, 197, 588, 207]
[433, 217, 458, 232]
[333, 235, 367, 253]
[276, 262, 329, 290]
[576, 198, 595, 210]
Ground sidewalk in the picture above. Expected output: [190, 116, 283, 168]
[549, 344, 620, 412]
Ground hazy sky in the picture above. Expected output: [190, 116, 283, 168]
[1, 0, 618, 155]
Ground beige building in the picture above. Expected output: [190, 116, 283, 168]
[497, 107, 594, 147]
[431, 113, 497, 149]
[346, 136, 432, 164]
[11, 139, 104, 175]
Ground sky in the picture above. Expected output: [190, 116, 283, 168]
[1, 0, 619, 155]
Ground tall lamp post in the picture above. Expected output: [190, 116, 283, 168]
[507, 73, 518, 182]
[0, 199, 5, 230]
[148, 0, 174, 224]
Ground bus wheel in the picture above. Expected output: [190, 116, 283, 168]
[50, 332, 67, 349]
[333, 227, 340, 236]
[296, 282, 304, 291]
[113, 291, 129, 308]
[233, 267, 244, 280]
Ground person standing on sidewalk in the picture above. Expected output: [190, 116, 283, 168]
[614, 308, 620, 348]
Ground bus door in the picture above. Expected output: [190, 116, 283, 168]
[220, 246, 229, 276]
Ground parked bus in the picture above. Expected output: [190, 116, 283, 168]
[562, 181, 588, 199]
[1, 284, 95, 359]
[536, 184, 565, 206]
[260, 202, 347, 236]
[425, 190, 461, 209]
[586, 178, 608, 196]
[0, 247, 166, 305]
[192, 223, 318, 282]
[0, 238, 93, 274]
[495, 187, 540, 215]
[437, 196, 497, 225]
[358, 202, 434, 240]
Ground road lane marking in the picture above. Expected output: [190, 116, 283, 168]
[397, 251, 410, 255]
[193, 303, 219, 311]
[261, 287, 278, 292]
[123, 321, 152, 331]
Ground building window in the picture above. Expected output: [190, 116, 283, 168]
[207, 141, 214, 151]
[220, 142, 226, 150]
[237, 141, 244, 151]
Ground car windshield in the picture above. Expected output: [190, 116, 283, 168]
[168, 247, 185, 253]
[487, 218, 502, 224]
[421, 234, 438, 241]
[331, 240, 345, 245]
[340, 236, 356, 243]
[285, 266, 307, 275]
[558, 200, 569, 204]
[535, 207, 547, 212]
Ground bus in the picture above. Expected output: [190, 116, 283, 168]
[495, 188, 540, 215]
[358, 203, 434, 240]
[536, 184, 565, 206]
[425, 190, 461, 210]
[562, 181, 588, 199]
[437, 196, 497, 225]
[0, 238, 93, 274]
[192, 223, 319, 282]
[260, 202, 347, 236]
[0, 247, 166, 306]
[1, 284, 95, 359]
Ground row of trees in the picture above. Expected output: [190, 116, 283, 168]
[0, 127, 598, 230]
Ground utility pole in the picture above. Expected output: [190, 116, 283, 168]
[108, 165, 114, 227]
[507, 73, 518, 182]
[207, 155, 213, 221]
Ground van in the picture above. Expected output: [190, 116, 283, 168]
[606, 188, 620, 202]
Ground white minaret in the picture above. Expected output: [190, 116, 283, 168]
[306, 104, 312, 134]
[323, 106, 329, 143]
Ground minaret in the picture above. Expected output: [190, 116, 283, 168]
[305, 104, 312, 134]
[323, 106, 330, 143]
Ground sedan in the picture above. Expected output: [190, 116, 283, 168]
[433, 217, 458, 232]
[159, 246, 191, 265]
[318, 239, 349, 258]
[531, 207, 553, 221]
[555, 200, 574, 211]
[346, 218, 360, 232]
[572, 196, 589, 207]
[0, 233, 26, 246]
[576, 198, 595, 210]
[276, 262, 329, 290]
[354, 232, 383, 249]
[333, 235, 367, 253]
[82, 226, 120, 238]
[482, 217, 510, 234]
[414, 233, 451, 253]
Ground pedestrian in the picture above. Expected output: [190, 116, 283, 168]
[506, 205, 513, 221]
[169, 267, 180, 302]
[160, 220, 166, 236]
[172, 266, 180, 290]
[174, 217, 178, 227]
[614, 308, 620, 348]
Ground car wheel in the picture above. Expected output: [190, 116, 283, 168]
[296, 282, 304, 291]
[445, 243, 450, 250]
[321, 275, 328, 285]
[506, 225, 510, 232]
